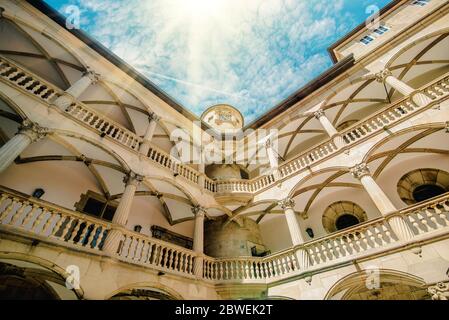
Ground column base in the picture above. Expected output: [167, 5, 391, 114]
[295, 248, 311, 270]
[388, 215, 415, 242]
[102, 229, 123, 255]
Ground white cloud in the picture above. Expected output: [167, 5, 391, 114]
[51, 0, 390, 122]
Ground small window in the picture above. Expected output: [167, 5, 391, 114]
[336, 214, 360, 231]
[411, 0, 430, 7]
[75, 191, 118, 221]
[373, 25, 390, 35]
[360, 35, 374, 45]
[412, 184, 446, 203]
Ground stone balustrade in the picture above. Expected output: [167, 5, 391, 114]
[0, 55, 59, 102]
[1, 54, 449, 196]
[0, 186, 448, 283]
[0, 186, 111, 251]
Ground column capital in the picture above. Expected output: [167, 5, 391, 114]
[83, 67, 101, 84]
[350, 162, 371, 180]
[374, 68, 392, 83]
[278, 198, 295, 210]
[191, 205, 207, 217]
[427, 282, 449, 300]
[313, 109, 325, 120]
[19, 119, 49, 142]
[123, 172, 144, 186]
[148, 112, 161, 122]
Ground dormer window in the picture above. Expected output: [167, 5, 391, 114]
[411, 0, 430, 7]
[360, 35, 375, 45]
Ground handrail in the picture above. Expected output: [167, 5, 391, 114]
[1, 186, 448, 283]
[2, 53, 449, 195]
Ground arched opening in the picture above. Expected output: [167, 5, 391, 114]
[412, 184, 446, 203]
[0, 261, 79, 300]
[335, 214, 360, 231]
[397, 168, 449, 205]
[109, 288, 179, 300]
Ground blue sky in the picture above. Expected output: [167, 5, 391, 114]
[45, 0, 391, 123]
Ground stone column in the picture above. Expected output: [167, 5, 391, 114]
[52, 69, 100, 111]
[138, 112, 160, 155]
[351, 163, 414, 241]
[279, 198, 310, 270]
[265, 139, 280, 180]
[192, 206, 206, 277]
[313, 110, 345, 148]
[375, 69, 432, 107]
[102, 173, 143, 254]
[0, 119, 48, 173]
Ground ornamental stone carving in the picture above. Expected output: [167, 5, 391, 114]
[191, 205, 207, 217]
[351, 163, 371, 180]
[278, 198, 295, 210]
[427, 282, 449, 300]
[375, 69, 393, 83]
[148, 112, 161, 122]
[0, 7, 5, 18]
[19, 119, 49, 142]
[83, 67, 101, 84]
[123, 172, 144, 186]
[313, 109, 325, 120]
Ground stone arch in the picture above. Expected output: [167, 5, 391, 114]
[105, 282, 184, 300]
[325, 269, 429, 300]
[362, 122, 447, 164]
[0, 251, 84, 299]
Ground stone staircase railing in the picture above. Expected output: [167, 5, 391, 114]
[0, 186, 448, 283]
[2, 54, 449, 195]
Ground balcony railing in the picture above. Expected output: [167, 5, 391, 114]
[1, 54, 449, 195]
[1, 186, 448, 283]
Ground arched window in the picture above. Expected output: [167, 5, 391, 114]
[397, 169, 449, 205]
[322, 201, 367, 233]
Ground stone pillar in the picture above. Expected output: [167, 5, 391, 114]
[52, 69, 100, 111]
[138, 112, 160, 155]
[0, 119, 48, 173]
[192, 206, 206, 277]
[375, 69, 432, 107]
[265, 139, 280, 180]
[102, 172, 143, 254]
[314, 110, 345, 148]
[351, 163, 414, 241]
[198, 162, 206, 189]
[279, 198, 310, 270]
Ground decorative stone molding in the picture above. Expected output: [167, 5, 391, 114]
[278, 198, 295, 210]
[83, 67, 101, 84]
[427, 282, 449, 300]
[191, 205, 207, 217]
[123, 172, 144, 186]
[0, 7, 5, 18]
[313, 109, 325, 120]
[148, 112, 161, 122]
[375, 68, 392, 83]
[19, 119, 49, 142]
[351, 163, 371, 180]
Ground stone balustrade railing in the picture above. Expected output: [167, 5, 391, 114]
[1, 54, 449, 196]
[0, 186, 448, 283]
[0, 186, 111, 251]
[0, 56, 59, 102]
[115, 226, 197, 276]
